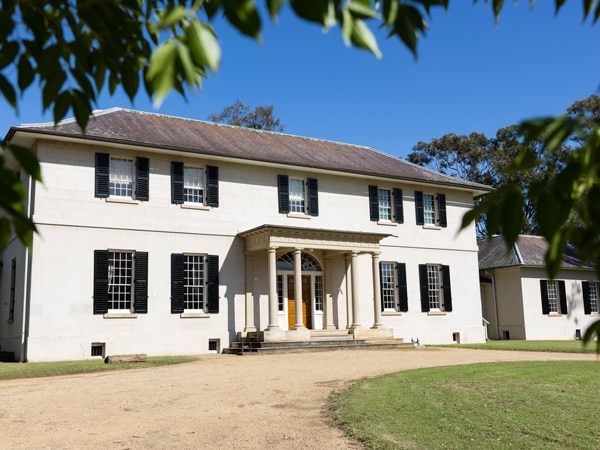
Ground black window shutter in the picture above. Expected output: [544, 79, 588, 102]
[393, 188, 404, 224]
[136, 157, 150, 201]
[368, 185, 379, 221]
[415, 191, 424, 225]
[397, 262, 408, 312]
[134, 252, 148, 313]
[307, 178, 319, 216]
[582, 281, 591, 315]
[437, 193, 447, 227]
[171, 162, 184, 204]
[207, 255, 219, 313]
[558, 280, 567, 314]
[540, 280, 550, 314]
[206, 165, 219, 207]
[278, 175, 289, 214]
[93, 250, 109, 314]
[95, 153, 109, 198]
[418, 264, 430, 312]
[442, 265, 452, 312]
[171, 253, 184, 313]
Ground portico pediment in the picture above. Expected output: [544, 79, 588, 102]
[238, 224, 391, 253]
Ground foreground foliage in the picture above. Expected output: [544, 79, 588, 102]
[0, 356, 197, 380]
[331, 361, 600, 449]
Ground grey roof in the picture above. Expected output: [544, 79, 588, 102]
[5, 108, 491, 194]
[478, 235, 590, 270]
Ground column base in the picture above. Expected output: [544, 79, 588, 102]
[350, 327, 394, 339]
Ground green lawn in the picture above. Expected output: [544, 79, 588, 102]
[435, 339, 597, 353]
[331, 360, 600, 449]
[0, 356, 197, 380]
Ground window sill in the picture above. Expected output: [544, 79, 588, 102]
[103, 313, 138, 319]
[382, 311, 402, 316]
[7, 319, 14, 324]
[422, 224, 442, 230]
[106, 197, 139, 205]
[548, 313, 564, 317]
[427, 311, 447, 316]
[181, 203, 210, 211]
[377, 221, 397, 227]
[287, 213, 311, 219]
[180, 312, 210, 318]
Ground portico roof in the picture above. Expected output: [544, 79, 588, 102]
[238, 224, 392, 253]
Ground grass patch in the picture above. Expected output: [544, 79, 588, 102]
[0, 356, 197, 380]
[331, 361, 600, 449]
[434, 340, 597, 353]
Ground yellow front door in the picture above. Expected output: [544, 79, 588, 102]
[287, 275, 312, 329]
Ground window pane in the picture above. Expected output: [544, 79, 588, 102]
[289, 179, 305, 213]
[427, 265, 441, 310]
[184, 255, 205, 310]
[547, 281, 559, 313]
[109, 158, 133, 197]
[277, 275, 284, 311]
[184, 167, 204, 203]
[423, 194, 435, 225]
[590, 282, 599, 314]
[108, 251, 132, 310]
[381, 262, 396, 310]
[378, 189, 391, 221]
[315, 276, 323, 311]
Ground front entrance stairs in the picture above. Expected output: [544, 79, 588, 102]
[223, 329, 414, 355]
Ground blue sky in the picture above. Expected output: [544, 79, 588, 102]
[2, 1, 599, 159]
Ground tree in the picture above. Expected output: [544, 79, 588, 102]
[208, 100, 285, 131]
[2, 0, 600, 343]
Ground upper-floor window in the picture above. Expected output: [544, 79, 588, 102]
[415, 191, 447, 227]
[171, 253, 219, 314]
[540, 280, 567, 315]
[583, 281, 600, 314]
[95, 153, 149, 201]
[379, 262, 408, 312]
[278, 175, 318, 216]
[369, 186, 403, 223]
[171, 162, 219, 207]
[93, 249, 148, 314]
[419, 264, 452, 312]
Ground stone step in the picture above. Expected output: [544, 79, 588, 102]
[223, 339, 412, 355]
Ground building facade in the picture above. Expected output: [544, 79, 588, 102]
[479, 235, 599, 340]
[1, 108, 490, 361]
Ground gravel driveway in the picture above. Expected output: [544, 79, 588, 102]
[1, 347, 595, 449]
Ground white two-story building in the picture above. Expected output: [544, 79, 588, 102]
[0, 108, 490, 361]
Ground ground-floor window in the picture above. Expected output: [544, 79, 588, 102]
[583, 281, 599, 314]
[184, 255, 205, 311]
[419, 264, 452, 313]
[9, 258, 16, 322]
[540, 280, 567, 315]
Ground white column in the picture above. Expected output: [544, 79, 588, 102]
[350, 251, 362, 329]
[345, 254, 352, 329]
[244, 252, 256, 332]
[294, 249, 305, 329]
[266, 247, 280, 330]
[371, 252, 384, 329]
[324, 254, 335, 330]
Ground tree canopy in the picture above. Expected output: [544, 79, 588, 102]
[208, 100, 285, 131]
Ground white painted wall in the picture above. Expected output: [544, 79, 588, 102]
[2, 138, 486, 361]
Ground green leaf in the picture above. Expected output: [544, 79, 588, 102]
[157, 6, 187, 29]
[17, 55, 35, 91]
[146, 40, 177, 107]
[0, 73, 17, 108]
[42, 69, 67, 111]
[583, 319, 600, 354]
[53, 90, 72, 124]
[8, 144, 42, 181]
[346, 1, 380, 19]
[223, 0, 262, 39]
[290, 0, 337, 29]
[0, 40, 18, 70]
[176, 43, 200, 88]
[267, 0, 285, 21]
[186, 19, 221, 72]
[71, 90, 92, 131]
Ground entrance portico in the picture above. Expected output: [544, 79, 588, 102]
[238, 225, 394, 342]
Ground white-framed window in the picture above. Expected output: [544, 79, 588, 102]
[588, 282, 599, 314]
[108, 251, 133, 311]
[183, 166, 204, 204]
[109, 158, 133, 198]
[184, 254, 206, 311]
[381, 262, 398, 311]
[289, 178, 306, 213]
[546, 280, 559, 313]
[427, 264, 442, 310]
[315, 275, 324, 312]
[378, 189, 392, 221]
[423, 193, 436, 225]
